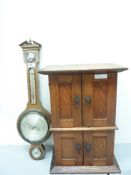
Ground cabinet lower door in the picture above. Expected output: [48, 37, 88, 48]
[53, 132, 83, 166]
[84, 131, 114, 166]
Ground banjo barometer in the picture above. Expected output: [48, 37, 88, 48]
[17, 39, 51, 160]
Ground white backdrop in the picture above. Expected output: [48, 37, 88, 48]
[0, 0, 131, 145]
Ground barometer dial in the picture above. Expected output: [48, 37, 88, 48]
[17, 110, 50, 144]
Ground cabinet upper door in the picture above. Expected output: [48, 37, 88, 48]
[49, 75, 82, 127]
[82, 73, 117, 127]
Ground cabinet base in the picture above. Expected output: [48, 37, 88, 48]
[50, 151, 121, 174]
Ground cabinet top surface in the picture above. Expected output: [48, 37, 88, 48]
[39, 63, 128, 75]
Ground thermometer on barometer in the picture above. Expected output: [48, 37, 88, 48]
[17, 40, 51, 160]
[29, 68, 36, 104]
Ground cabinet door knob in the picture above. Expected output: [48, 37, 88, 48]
[74, 96, 80, 108]
[75, 144, 81, 154]
[85, 143, 91, 152]
[84, 96, 92, 107]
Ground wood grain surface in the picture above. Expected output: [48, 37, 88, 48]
[39, 63, 128, 74]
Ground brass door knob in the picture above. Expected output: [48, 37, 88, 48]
[75, 144, 81, 154]
[84, 96, 92, 107]
[84, 143, 91, 152]
[74, 96, 80, 108]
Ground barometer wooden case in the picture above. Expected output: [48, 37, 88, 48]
[17, 40, 51, 160]
[39, 63, 127, 174]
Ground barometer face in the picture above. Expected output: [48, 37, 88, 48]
[17, 110, 50, 144]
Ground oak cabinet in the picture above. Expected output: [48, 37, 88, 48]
[39, 63, 127, 174]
